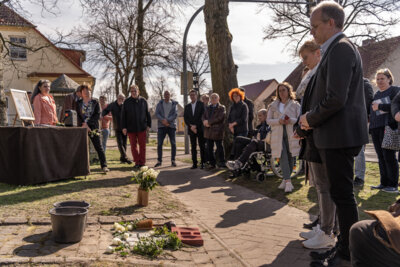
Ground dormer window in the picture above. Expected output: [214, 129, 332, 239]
[9, 37, 27, 60]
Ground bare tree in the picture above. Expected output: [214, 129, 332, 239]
[166, 41, 211, 94]
[262, 0, 400, 53]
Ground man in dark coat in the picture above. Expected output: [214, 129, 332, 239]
[102, 93, 131, 164]
[121, 85, 151, 168]
[184, 90, 205, 169]
[298, 2, 368, 265]
[240, 87, 254, 138]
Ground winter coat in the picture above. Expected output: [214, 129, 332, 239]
[121, 96, 151, 133]
[227, 100, 248, 135]
[267, 99, 301, 158]
[202, 104, 226, 141]
[102, 100, 123, 131]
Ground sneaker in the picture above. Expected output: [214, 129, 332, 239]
[171, 161, 176, 167]
[102, 167, 110, 172]
[278, 180, 286, 189]
[382, 187, 399, 193]
[371, 184, 385, 190]
[227, 160, 242, 171]
[300, 225, 321, 240]
[154, 162, 161, 167]
[227, 161, 236, 170]
[353, 177, 364, 187]
[302, 229, 336, 249]
[285, 180, 294, 193]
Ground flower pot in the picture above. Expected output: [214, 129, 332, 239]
[137, 188, 149, 206]
[53, 200, 90, 209]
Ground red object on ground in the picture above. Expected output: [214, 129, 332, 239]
[171, 227, 204, 246]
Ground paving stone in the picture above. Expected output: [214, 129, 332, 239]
[2, 217, 27, 225]
[87, 216, 98, 224]
[191, 252, 213, 264]
[161, 213, 176, 219]
[143, 213, 164, 219]
[121, 214, 143, 221]
[98, 216, 122, 224]
[31, 256, 64, 263]
[0, 257, 30, 264]
[30, 217, 51, 225]
[77, 244, 98, 256]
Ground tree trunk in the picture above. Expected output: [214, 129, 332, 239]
[135, 0, 148, 99]
[204, 0, 238, 158]
[0, 42, 7, 126]
[204, 0, 238, 108]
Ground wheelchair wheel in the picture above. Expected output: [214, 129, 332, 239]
[270, 157, 303, 178]
[255, 172, 265, 182]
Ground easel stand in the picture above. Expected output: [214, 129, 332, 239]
[12, 114, 34, 127]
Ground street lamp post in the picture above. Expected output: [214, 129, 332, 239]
[182, 0, 312, 154]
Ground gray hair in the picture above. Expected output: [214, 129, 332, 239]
[117, 93, 125, 99]
[312, 1, 345, 29]
[258, 109, 267, 117]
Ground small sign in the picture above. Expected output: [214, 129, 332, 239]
[10, 89, 34, 121]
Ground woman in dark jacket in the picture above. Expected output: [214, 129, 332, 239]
[76, 85, 109, 172]
[227, 88, 248, 159]
[370, 68, 399, 193]
[203, 93, 226, 169]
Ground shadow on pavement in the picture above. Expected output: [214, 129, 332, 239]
[215, 197, 284, 228]
[260, 240, 310, 267]
[14, 231, 72, 257]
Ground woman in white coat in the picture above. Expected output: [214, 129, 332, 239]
[267, 82, 301, 192]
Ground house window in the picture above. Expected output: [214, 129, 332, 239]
[9, 37, 27, 60]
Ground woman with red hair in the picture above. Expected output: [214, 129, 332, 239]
[227, 88, 249, 160]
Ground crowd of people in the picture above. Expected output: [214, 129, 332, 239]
[26, 1, 400, 266]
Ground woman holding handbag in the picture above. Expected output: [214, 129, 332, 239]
[267, 82, 301, 192]
[370, 68, 399, 193]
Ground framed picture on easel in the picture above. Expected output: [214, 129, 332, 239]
[9, 89, 35, 126]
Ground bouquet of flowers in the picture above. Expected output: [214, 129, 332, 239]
[131, 166, 160, 191]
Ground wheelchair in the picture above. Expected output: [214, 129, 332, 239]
[238, 148, 304, 182]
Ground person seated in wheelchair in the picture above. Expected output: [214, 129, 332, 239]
[227, 109, 271, 175]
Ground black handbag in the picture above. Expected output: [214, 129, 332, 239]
[381, 125, 400, 150]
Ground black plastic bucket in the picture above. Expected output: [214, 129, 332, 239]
[49, 207, 88, 243]
[53, 200, 90, 209]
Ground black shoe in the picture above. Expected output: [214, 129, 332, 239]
[304, 215, 319, 229]
[353, 177, 364, 187]
[310, 247, 336, 261]
[229, 170, 240, 178]
[121, 159, 133, 164]
[154, 162, 161, 167]
[311, 249, 350, 267]
[208, 165, 216, 170]
[371, 184, 385, 190]
[133, 165, 140, 170]
[171, 161, 176, 167]
[190, 165, 197, 169]
[200, 163, 204, 169]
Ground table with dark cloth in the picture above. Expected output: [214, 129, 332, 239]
[0, 127, 89, 185]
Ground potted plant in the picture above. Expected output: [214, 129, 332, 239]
[131, 166, 159, 206]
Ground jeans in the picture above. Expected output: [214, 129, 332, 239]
[280, 125, 293, 180]
[157, 127, 176, 162]
[208, 139, 225, 166]
[89, 133, 107, 168]
[101, 128, 110, 152]
[371, 127, 399, 187]
[354, 145, 365, 180]
[319, 146, 361, 259]
[189, 132, 205, 166]
[128, 131, 147, 166]
[115, 130, 128, 161]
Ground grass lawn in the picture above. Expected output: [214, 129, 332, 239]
[179, 157, 399, 220]
[0, 149, 185, 219]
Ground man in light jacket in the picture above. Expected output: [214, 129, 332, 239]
[154, 90, 178, 167]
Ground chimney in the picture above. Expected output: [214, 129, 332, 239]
[362, 39, 375, 47]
